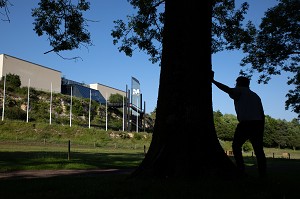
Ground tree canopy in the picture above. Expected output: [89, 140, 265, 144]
[111, 0, 252, 65]
[0, 0, 11, 22]
[31, 0, 92, 54]
[111, 0, 299, 118]
[240, 0, 300, 117]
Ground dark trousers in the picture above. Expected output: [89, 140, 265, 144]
[232, 120, 267, 176]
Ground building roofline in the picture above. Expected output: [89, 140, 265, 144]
[0, 53, 61, 73]
[90, 82, 125, 93]
[1, 53, 127, 94]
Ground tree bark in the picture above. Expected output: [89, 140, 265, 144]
[131, 0, 237, 179]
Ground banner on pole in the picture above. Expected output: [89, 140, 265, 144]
[131, 77, 140, 115]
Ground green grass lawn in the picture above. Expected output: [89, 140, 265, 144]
[0, 142, 145, 171]
[0, 142, 300, 199]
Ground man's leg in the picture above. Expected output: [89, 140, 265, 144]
[250, 121, 267, 177]
[232, 122, 248, 174]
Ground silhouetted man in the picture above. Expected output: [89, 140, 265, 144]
[211, 71, 267, 178]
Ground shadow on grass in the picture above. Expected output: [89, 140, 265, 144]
[0, 155, 300, 199]
[0, 151, 144, 171]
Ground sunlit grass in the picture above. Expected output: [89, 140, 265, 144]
[0, 142, 145, 171]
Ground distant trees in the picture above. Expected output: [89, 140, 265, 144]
[263, 116, 300, 149]
[220, 114, 300, 150]
[148, 108, 300, 150]
[214, 112, 300, 150]
[214, 111, 237, 141]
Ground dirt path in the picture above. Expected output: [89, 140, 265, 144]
[0, 169, 134, 180]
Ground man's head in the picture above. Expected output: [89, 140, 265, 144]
[236, 76, 250, 88]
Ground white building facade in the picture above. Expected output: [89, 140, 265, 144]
[0, 54, 61, 93]
[89, 83, 126, 100]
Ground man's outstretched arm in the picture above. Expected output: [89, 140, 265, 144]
[212, 79, 231, 94]
[210, 70, 234, 95]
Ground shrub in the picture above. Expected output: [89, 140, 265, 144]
[4, 107, 27, 120]
[242, 141, 253, 152]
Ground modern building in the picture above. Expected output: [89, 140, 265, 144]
[0, 53, 145, 131]
[0, 54, 61, 93]
[61, 78, 107, 104]
[0, 53, 126, 101]
[90, 83, 126, 101]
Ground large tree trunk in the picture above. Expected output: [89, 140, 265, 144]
[131, 0, 237, 178]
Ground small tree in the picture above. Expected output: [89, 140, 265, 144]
[0, 73, 21, 92]
[108, 93, 124, 104]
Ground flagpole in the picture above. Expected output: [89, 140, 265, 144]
[50, 82, 52, 125]
[89, 89, 91, 129]
[122, 95, 125, 131]
[70, 86, 72, 127]
[136, 97, 138, 133]
[2, 75, 6, 121]
[26, 78, 30, 123]
[105, 93, 108, 131]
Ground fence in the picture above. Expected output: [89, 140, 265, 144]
[225, 150, 296, 159]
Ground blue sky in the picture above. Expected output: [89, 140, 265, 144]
[1, 0, 298, 121]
